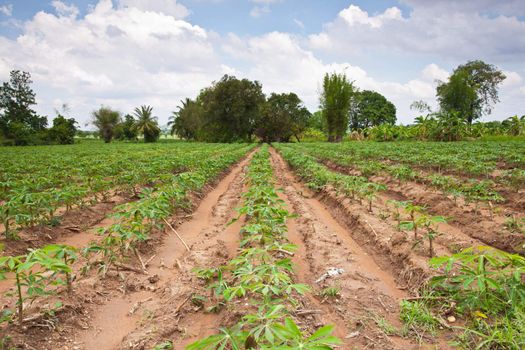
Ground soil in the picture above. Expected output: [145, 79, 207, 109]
[321, 160, 525, 255]
[0, 147, 467, 349]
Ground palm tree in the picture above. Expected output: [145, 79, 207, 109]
[133, 105, 160, 142]
[92, 107, 121, 143]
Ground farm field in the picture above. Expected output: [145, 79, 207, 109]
[0, 140, 524, 350]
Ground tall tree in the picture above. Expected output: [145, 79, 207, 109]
[92, 107, 121, 143]
[198, 75, 265, 142]
[133, 105, 160, 142]
[0, 70, 47, 145]
[320, 73, 354, 142]
[437, 60, 505, 124]
[256, 92, 311, 142]
[168, 98, 204, 140]
[349, 90, 396, 130]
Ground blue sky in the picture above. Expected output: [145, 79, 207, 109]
[1, 0, 524, 127]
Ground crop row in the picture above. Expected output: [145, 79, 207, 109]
[274, 144, 449, 257]
[275, 145, 525, 348]
[288, 143, 512, 204]
[187, 146, 341, 349]
[0, 143, 248, 239]
[0, 144, 253, 325]
[291, 141, 525, 182]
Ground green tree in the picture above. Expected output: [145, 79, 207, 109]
[168, 98, 204, 140]
[255, 92, 311, 142]
[349, 90, 396, 130]
[48, 115, 77, 144]
[117, 114, 138, 141]
[437, 60, 505, 124]
[320, 72, 354, 142]
[133, 105, 160, 143]
[0, 70, 47, 145]
[92, 107, 121, 143]
[308, 110, 325, 132]
[198, 75, 265, 142]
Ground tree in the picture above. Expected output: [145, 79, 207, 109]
[349, 90, 396, 130]
[308, 111, 325, 133]
[168, 98, 204, 140]
[320, 73, 354, 142]
[0, 70, 47, 145]
[133, 105, 160, 142]
[92, 107, 121, 143]
[48, 115, 77, 144]
[117, 114, 138, 141]
[198, 75, 265, 142]
[255, 93, 311, 142]
[437, 60, 505, 124]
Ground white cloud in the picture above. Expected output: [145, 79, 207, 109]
[250, 6, 269, 18]
[0, 4, 13, 16]
[52, 1, 79, 18]
[502, 71, 522, 87]
[117, 0, 189, 19]
[339, 5, 403, 28]
[249, 0, 282, 18]
[310, 3, 525, 62]
[421, 63, 449, 83]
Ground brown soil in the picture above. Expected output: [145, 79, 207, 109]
[322, 160, 525, 255]
[0, 192, 133, 257]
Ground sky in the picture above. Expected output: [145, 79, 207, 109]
[0, 0, 524, 128]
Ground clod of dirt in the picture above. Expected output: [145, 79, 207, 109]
[148, 275, 159, 284]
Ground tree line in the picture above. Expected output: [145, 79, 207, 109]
[1, 59, 521, 146]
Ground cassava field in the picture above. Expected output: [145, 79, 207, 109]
[0, 140, 524, 350]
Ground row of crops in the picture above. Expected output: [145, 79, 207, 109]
[286, 142, 525, 206]
[0, 143, 254, 325]
[188, 146, 341, 349]
[0, 142, 250, 239]
[274, 144, 525, 349]
[291, 141, 525, 193]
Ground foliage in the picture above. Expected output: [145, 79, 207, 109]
[48, 114, 77, 145]
[414, 247, 525, 349]
[437, 60, 506, 124]
[0, 70, 48, 145]
[92, 106, 121, 143]
[115, 114, 138, 141]
[133, 105, 160, 142]
[0, 244, 75, 324]
[168, 98, 203, 140]
[349, 90, 396, 130]
[320, 72, 355, 142]
[255, 92, 311, 142]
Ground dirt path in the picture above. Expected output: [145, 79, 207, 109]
[73, 152, 253, 350]
[269, 148, 438, 349]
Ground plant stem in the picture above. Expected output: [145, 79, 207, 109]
[15, 272, 23, 324]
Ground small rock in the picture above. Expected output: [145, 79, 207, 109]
[447, 315, 456, 323]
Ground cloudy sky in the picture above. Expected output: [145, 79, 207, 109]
[0, 0, 524, 128]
